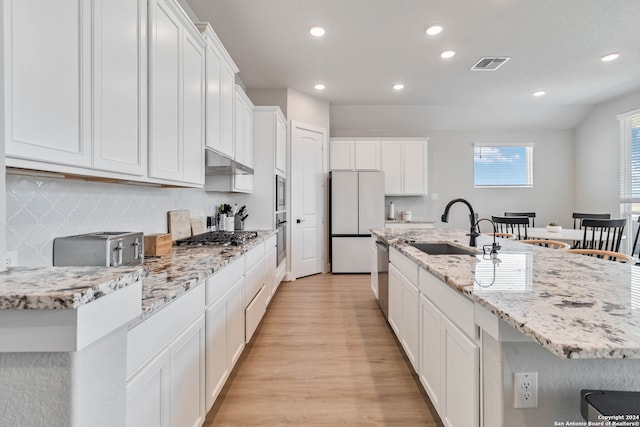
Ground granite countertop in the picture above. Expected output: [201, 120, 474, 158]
[385, 218, 437, 224]
[139, 230, 275, 317]
[372, 227, 640, 359]
[0, 231, 275, 318]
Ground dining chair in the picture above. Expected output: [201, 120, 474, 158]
[504, 212, 536, 227]
[631, 216, 640, 260]
[580, 218, 626, 252]
[519, 239, 570, 249]
[566, 248, 633, 263]
[491, 216, 529, 240]
[572, 213, 611, 229]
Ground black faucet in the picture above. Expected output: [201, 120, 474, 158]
[441, 198, 480, 247]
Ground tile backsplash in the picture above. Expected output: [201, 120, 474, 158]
[385, 196, 431, 221]
[6, 174, 248, 267]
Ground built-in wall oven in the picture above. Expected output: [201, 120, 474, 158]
[276, 175, 286, 212]
[275, 175, 286, 266]
[276, 212, 286, 265]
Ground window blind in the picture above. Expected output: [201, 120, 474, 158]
[473, 143, 534, 188]
[619, 109, 640, 203]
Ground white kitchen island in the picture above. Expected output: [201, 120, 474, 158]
[372, 227, 640, 426]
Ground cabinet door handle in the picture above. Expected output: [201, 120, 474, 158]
[296, 219, 305, 224]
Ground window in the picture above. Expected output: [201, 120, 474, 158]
[619, 109, 640, 254]
[619, 109, 640, 203]
[473, 143, 534, 188]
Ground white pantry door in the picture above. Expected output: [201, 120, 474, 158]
[290, 122, 327, 279]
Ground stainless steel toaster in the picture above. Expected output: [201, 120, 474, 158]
[53, 232, 144, 267]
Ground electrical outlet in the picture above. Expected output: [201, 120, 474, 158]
[430, 193, 439, 201]
[514, 372, 538, 408]
[5, 251, 18, 267]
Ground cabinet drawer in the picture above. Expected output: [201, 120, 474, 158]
[206, 257, 244, 307]
[245, 242, 264, 272]
[127, 285, 205, 379]
[390, 247, 418, 284]
[245, 284, 267, 343]
[419, 268, 474, 339]
[245, 258, 264, 307]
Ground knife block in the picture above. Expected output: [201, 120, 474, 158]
[144, 233, 172, 256]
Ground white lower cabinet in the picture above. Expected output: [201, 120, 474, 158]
[419, 268, 479, 427]
[204, 259, 245, 410]
[126, 287, 206, 427]
[388, 253, 419, 371]
[388, 263, 403, 337]
[419, 294, 443, 411]
[169, 316, 206, 427]
[126, 348, 171, 427]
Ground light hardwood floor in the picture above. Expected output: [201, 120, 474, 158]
[204, 273, 443, 426]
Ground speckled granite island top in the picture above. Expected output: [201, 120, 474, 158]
[0, 231, 275, 318]
[372, 227, 640, 359]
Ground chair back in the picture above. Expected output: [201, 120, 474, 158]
[491, 216, 529, 240]
[572, 213, 611, 229]
[566, 249, 633, 263]
[519, 239, 570, 249]
[504, 212, 536, 227]
[631, 216, 640, 258]
[580, 218, 626, 252]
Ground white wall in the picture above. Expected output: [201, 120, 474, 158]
[6, 174, 249, 267]
[574, 89, 640, 214]
[286, 89, 330, 132]
[0, 0, 6, 272]
[332, 120, 574, 231]
[246, 88, 288, 117]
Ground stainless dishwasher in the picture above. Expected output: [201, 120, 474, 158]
[376, 240, 389, 320]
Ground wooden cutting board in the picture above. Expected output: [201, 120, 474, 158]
[167, 210, 191, 241]
[191, 217, 206, 236]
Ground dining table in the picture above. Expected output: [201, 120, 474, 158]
[526, 227, 587, 241]
[525, 227, 626, 244]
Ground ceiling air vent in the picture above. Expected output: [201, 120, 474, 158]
[471, 57, 511, 71]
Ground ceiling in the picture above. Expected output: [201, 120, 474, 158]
[185, 0, 640, 128]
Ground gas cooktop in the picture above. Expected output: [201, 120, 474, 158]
[175, 230, 258, 247]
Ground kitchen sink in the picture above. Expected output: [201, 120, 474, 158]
[408, 242, 478, 256]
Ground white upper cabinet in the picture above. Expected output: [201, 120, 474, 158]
[92, 0, 147, 175]
[231, 86, 254, 193]
[148, 0, 205, 185]
[5, 0, 146, 175]
[354, 141, 380, 170]
[197, 23, 238, 159]
[330, 139, 380, 171]
[381, 140, 428, 195]
[5, 0, 91, 167]
[275, 113, 287, 175]
[330, 140, 355, 170]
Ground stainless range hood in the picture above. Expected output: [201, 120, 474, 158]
[205, 149, 254, 175]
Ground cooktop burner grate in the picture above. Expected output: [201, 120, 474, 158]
[175, 230, 258, 247]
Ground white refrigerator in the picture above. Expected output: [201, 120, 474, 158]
[331, 171, 385, 273]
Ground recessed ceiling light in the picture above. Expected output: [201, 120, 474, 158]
[393, 84, 405, 90]
[309, 26, 326, 37]
[601, 52, 620, 62]
[440, 50, 456, 59]
[314, 83, 326, 90]
[426, 25, 443, 36]
[533, 90, 546, 97]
